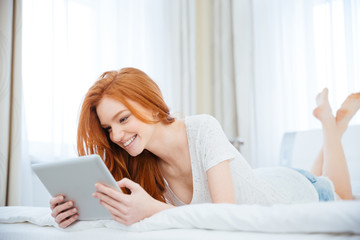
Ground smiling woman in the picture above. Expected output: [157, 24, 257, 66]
[77, 68, 175, 203]
[48, 66, 359, 229]
[51, 67, 179, 227]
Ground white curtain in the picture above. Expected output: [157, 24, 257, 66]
[22, 0, 196, 163]
[195, 0, 255, 164]
[251, 0, 360, 167]
[167, 0, 197, 116]
[207, 0, 255, 161]
[196, 0, 239, 137]
[196, 0, 360, 167]
[0, 0, 33, 206]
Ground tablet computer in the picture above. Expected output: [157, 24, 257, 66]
[32, 154, 120, 220]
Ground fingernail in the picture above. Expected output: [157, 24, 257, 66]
[73, 215, 78, 220]
[72, 208, 77, 213]
[68, 201, 73, 207]
[58, 196, 63, 201]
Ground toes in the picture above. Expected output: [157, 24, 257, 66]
[349, 92, 360, 99]
[316, 88, 329, 106]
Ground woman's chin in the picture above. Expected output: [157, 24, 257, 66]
[127, 148, 144, 157]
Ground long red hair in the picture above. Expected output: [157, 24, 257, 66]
[77, 67, 175, 202]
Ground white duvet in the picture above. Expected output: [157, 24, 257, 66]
[1, 201, 359, 234]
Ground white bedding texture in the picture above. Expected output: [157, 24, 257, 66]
[0, 200, 360, 239]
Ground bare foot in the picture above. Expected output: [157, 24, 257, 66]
[336, 92, 360, 133]
[313, 88, 335, 123]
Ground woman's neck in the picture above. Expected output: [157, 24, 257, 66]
[145, 119, 189, 171]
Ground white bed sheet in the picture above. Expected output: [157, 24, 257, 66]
[1, 223, 359, 240]
[0, 200, 359, 240]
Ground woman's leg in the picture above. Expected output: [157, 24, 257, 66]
[311, 92, 360, 177]
[310, 148, 323, 176]
[312, 89, 358, 200]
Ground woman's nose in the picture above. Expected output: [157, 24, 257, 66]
[111, 126, 124, 143]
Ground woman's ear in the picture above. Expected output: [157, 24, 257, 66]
[152, 111, 160, 121]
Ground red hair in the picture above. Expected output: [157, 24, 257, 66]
[77, 67, 175, 202]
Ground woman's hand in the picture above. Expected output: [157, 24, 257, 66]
[93, 178, 172, 226]
[49, 195, 78, 228]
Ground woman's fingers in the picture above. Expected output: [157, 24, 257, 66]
[49, 195, 78, 228]
[55, 207, 78, 224]
[51, 200, 74, 218]
[94, 192, 123, 212]
[99, 199, 127, 219]
[58, 214, 79, 229]
[95, 183, 130, 205]
[94, 179, 159, 226]
[49, 195, 64, 210]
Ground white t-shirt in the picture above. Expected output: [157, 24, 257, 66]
[164, 114, 319, 206]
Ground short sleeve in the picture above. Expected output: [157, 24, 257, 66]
[198, 115, 237, 171]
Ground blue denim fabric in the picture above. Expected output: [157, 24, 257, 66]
[293, 168, 335, 201]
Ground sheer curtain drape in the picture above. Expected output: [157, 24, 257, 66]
[196, 0, 360, 167]
[196, 0, 254, 163]
[0, 0, 32, 206]
[23, 0, 196, 163]
[251, 0, 360, 167]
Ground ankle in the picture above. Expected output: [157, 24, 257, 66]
[321, 117, 337, 129]
[336, 122, 347, 137]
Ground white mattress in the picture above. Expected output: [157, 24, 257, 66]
[1, 201, 359, 240]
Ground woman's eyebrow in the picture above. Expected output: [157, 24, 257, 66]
[111, 110, 126, 121]
[100, 110, 126, 128]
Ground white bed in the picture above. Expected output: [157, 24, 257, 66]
[1, 201, 360, 240]
[2, 224, 358, 240]
[1, 126, 360, 240]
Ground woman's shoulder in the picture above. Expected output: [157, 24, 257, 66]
[185, 114, 219, 126]
[185, 114, 225, 139]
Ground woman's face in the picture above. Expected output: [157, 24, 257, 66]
[96, 97, 156, 156]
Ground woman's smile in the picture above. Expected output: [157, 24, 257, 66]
[123, 134, 137, 148]
[96, 97, 158, 157]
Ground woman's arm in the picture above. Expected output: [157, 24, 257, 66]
[93, 178, 174, 226]
[207, 160, 236, 204]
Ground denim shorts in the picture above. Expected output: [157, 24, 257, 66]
[293, 168, 335, 201]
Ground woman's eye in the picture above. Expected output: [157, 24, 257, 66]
[120, 115, 129, 123]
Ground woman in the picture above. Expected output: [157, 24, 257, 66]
[50, 67, 359, 228]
